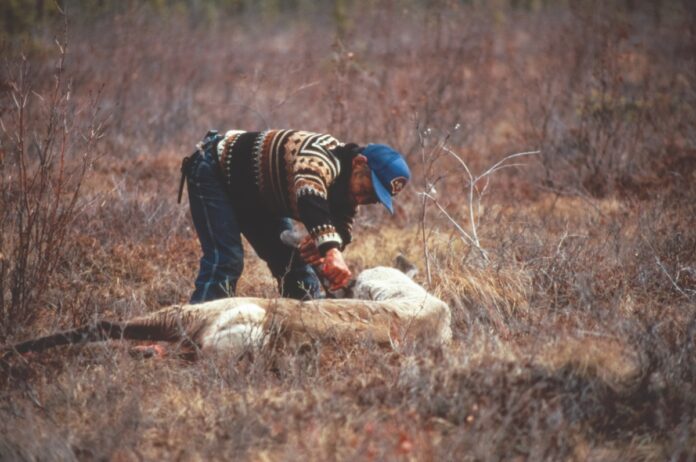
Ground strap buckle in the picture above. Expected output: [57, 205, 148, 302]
[177, 153, 196, 204]
[178, 130, 223, 204]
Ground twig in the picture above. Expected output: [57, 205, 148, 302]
[654, 256, 693, 302]
[432, 147, 540, 263]
[641, 234, 694, 302]
[421, 191, 488, 261]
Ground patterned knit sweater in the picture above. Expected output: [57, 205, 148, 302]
[216, 129, 357, 255]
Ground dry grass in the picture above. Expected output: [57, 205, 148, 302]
[1, 2, 695, 461]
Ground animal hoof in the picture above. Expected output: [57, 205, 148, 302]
[129, 344, 167, 359]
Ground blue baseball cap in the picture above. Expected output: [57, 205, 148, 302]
[361, 144, 411, 214]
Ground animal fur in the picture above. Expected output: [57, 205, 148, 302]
[3, 267, 452, 358]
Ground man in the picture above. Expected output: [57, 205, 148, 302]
[180, 129, 410, 302]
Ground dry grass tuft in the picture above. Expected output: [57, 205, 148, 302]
[535, 336, 641, 388]
[438, 264, 533, 334]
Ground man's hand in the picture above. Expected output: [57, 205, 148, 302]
[299, 236, 323, 266]
[321, 248, 352, 290]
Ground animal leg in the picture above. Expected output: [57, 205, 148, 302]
[3, 320, 125, 358]
[128, 343, 168, 359]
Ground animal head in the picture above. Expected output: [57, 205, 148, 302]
[352, 266, 427, 301]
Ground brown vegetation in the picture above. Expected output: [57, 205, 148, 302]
[1, 1, 695, 460]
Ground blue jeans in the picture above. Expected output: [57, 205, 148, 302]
[185, 147, 322, 303]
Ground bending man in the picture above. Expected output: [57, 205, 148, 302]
[180, 129, 410, 302]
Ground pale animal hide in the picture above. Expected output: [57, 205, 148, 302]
[196, 266, 452, 354]
[4, 267, 452, 358]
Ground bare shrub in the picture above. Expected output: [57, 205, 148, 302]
[514, 4, 685, 198]
[0, 33, 105, 338]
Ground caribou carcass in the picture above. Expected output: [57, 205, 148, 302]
[3, 267, 452, 359]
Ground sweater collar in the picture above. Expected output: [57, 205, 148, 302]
[329, 150, 355, 208]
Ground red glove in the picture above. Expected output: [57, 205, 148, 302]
[299, 236, 324, 266]
[321, 248, 352, 290]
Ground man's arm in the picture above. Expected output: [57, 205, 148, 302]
[332, 205, 356, 249]
[293, 144, 352, 287]
[293, 140, 343, 253]
[298, 204, 355, 263]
